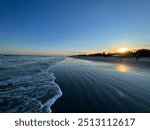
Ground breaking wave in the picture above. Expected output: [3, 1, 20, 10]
[0, 55, 65, 113]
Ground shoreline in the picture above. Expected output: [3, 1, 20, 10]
[51, 57, 150, 113]
[70, 56, 150, 69]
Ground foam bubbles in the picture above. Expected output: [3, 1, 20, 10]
[0, 55, 64, 113]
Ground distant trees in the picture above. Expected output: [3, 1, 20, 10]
[133, 49, 150, 57]
[74, 49, 150, 58]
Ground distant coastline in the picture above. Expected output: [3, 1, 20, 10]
[71, 49, 150, 69]
[71, 56, 150, 69]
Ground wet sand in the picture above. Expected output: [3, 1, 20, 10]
[72, 56, 150, 69]
[51, 57, 150, 113]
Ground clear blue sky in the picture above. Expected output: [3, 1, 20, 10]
[0, 0, 150, 55]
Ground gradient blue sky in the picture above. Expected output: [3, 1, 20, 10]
[0, 0, 150, 55]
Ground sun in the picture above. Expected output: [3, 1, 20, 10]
[118, 47, 128, 53]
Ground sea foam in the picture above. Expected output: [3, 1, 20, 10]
[0, 55, 64, 112]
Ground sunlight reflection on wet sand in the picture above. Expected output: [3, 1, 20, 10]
[116, 64, 129, 72]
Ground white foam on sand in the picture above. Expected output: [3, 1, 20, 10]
[0, 56, 64, 113]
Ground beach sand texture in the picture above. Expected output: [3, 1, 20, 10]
[51, 57, 150, 113]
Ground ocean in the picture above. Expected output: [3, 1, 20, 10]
[1, 55, 150, 113]
[0, 55, 65, 112]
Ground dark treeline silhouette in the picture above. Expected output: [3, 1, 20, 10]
[133, 49, 150, 57]
[74, 49, 150, 58]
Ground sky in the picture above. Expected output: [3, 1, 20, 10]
[0, 0, 150, 55]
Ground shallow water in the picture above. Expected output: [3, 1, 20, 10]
[0, 55, 64, 112]
[51, 57, 150, 112]
[1, 56, 150, 112]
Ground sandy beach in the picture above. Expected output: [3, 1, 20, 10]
[1, 55, 149, 113]
[51, 57, 150, 113]
[72, 56, 150, 69]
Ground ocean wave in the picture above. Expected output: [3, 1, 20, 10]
[0, 55, 64, 113]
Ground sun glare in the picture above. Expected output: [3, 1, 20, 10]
[116, 64, 129, 72]
[118, 48, 128, 53]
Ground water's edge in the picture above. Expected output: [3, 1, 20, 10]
[0, 55, 65, 113]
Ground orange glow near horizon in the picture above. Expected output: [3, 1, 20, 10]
[117, 47, 128, 53]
